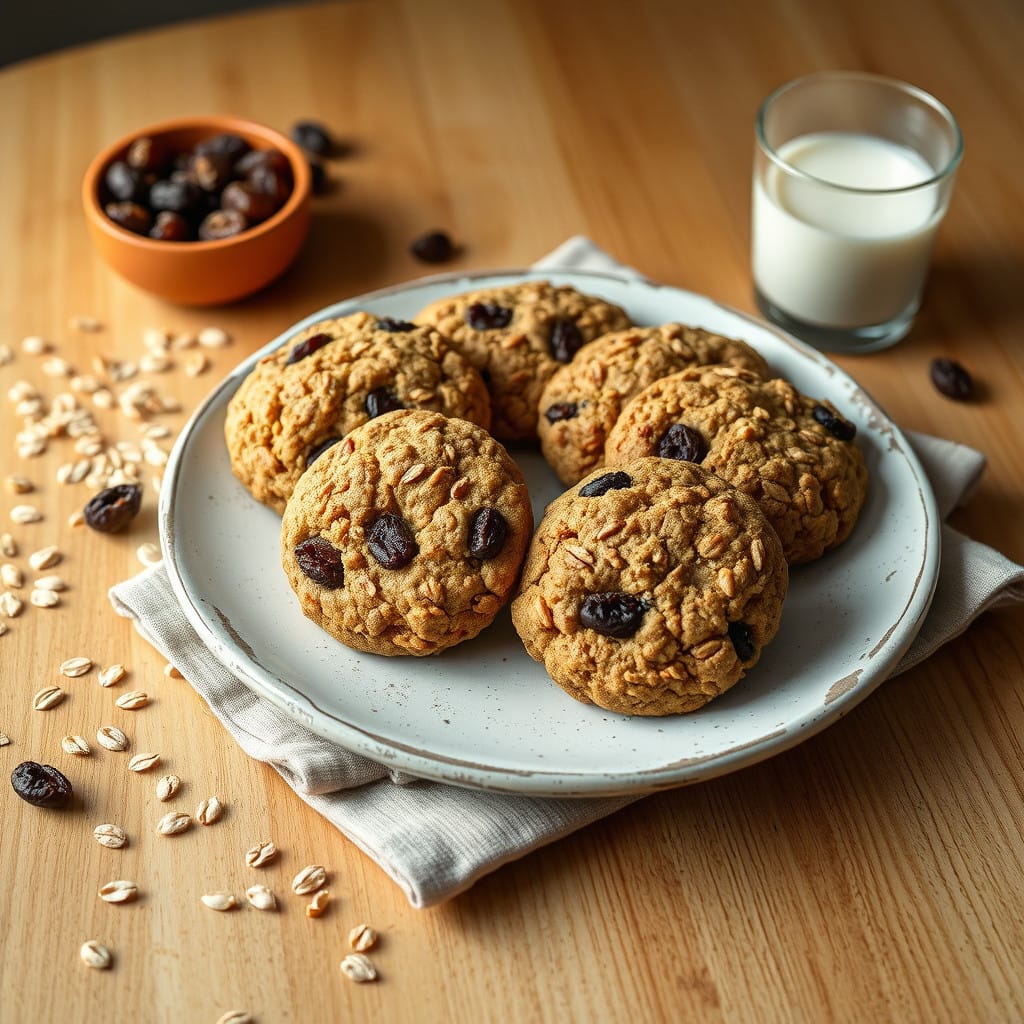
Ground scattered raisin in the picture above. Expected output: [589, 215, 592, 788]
[195, 132, 251, 163]
[126, 135, 169, 174]
[308, 159, 329, 195]
[221, 180, 282, 224]
[149, 211, 191, 242]
[466, 302, 513, 330]
[811, 404, 856, 441]
[548, 317, 584, 363]
[198, 209, 247, 241]
[365, 387, 404, 418]
[105, 201, 152, 235]
[727, 621, 756, 662]
[544, 401, 579, 423]
[468, 507, 509, 560]
[294, 536, 345, 588]
[367, 514, 418, 569]
[376, 317, 417, 333]
[149, 178, 203, 216]
[291, 121, 334, 158]
[930, 358, 974, 401]
[656, 423, 707, 463]
[11, 761, 73, 808]
[306, 437, 342, 467]
[84, 483, 142, 533]
[285, 331, 332, 365]
[579, 592, 646, 638]
[410, 230, 455, 263]
[579, 471, 632, 497]
[191, 152, 233, 193]
[104, 160, 147, 203]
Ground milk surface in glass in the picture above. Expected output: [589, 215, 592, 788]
[753, 131, 940, 329]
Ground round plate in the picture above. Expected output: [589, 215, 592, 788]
[159, 269, 940, 796]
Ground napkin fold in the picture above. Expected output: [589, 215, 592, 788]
[109, 238, 1024, 908]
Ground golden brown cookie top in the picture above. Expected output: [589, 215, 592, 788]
[415, 279, 631, 441]
[224, 312, 490, 513]
[537, 323, 771, 486]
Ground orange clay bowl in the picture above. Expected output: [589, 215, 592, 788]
[82, 115, 312, 306]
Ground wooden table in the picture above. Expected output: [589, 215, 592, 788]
[2, 1, 1023, 1020]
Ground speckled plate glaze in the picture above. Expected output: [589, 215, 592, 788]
[160, 269, 939, 796]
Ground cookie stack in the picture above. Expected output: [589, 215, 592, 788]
[225, 279, 868, 717]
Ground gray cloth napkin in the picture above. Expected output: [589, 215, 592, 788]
[109, 237, 1024, 908]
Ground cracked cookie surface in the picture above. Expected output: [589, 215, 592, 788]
[414, 279, 630, 442]
[282, 409, 533, 656]
[511, 458, 788, 716]
[225, 312, 491, 513]
[536, 324, 771, 486]
[604, 366, 868, 564]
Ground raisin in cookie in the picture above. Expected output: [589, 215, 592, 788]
[225, 312, 491, 513]
[282, 409, 533, 656]
[414, 279, 630, 442]
[604, 366, 868, 564]
[511, 458, 787, 716]
[537, 324, 771, 486]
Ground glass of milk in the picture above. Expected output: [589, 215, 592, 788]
[752, 71, 962, 352]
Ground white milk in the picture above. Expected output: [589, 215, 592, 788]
[753, 131, 941, 329]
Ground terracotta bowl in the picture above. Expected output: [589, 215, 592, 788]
[82, 115, 312, 306]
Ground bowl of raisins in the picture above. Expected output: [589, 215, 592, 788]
[82, 115, 312, 305]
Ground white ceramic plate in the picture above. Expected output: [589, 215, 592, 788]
[160, 269, 939, 796]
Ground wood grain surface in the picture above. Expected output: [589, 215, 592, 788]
[1, 1, 1023, 1021]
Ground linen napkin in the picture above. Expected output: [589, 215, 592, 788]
[109, 238, 1024, 908]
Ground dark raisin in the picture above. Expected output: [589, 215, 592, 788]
[365, 387, 404, 418]
[149, 178, 203, 216]
[221, 180, 282, 224]
[727, 621, 757, 662]
[656, 423, 707, 463]
[197, 209, 247, 241]
[544, 401, 579, 423]
[195, 132, 251, 163]
[468, 507, 509, 560]
[191, 152, 234, 192]
[149, 211, 191, 242]
[579, 592, 646, 638]
[466, 302, 513, 330]
[236, 146, 291, 178]
[306, 437, 342, 467]
[367, 513, 418, 569]
[291, 121, 334, 157]
[376, 317, 417, 333]
[104, 160, 147, 202]
[548, 317, 585, 363]
[126, 135, 169, 174]
[285, 331, 332, 365]
[410, 230, 455, 263]
[811, 404, 856, 441]
[308, 159, 330, 195]
[930, 358, 974, 401]
[11, 761, 73, 808]
[294, 536, 345, 588]
[105, 201, 152, 235]
[579, 471, 632, 497]
[83, 483, 142, 533]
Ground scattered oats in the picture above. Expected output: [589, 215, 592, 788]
[196, 796, 224, 825]
[1, 564, 23, 588]
[21, 336, 50, 355]
[33, 685, 65, 711]
[33, 575, 67, 591]
[198, 326, 231, 348]
[340, 953, 378, 983]
[109, 360, 137, 383]
[128, 752, 161, 773]
[215, 1013, 254, 1024]
[42, 356, 74, 378]
[0, 622, 6, 637]
[98, 663, 127, 688]
[155, 774, 180, 801]
[1, 592, 24, 617]
[61, 458, 92, 485]
[30, 589, 60, 608]
[68, 508, 86, 528]
[16, 437, 47, 458]
[143, 445, 168, 468]
[156, 395, 181, 414]
[142, 327, 170, 353]
[70, 374, 103, 395]
[16, 397, 44, 417]
[139, 352, 172, 374]
[245, 840, 278, 868]
[96, 725, 129, 752]
[70, 315, 104, 333]
[79, 940, 112, 970]
[0, 343, 13, 365]
[156, 810, 191, 836]
[62, 734, 92, 756]
[306, 889, 330, 918]
[244, 884, 276, 911]
[93, 823, 127, 849]
[151, 474, 163, 496]
[4, 475, 33, 495]
[183, 352, 209, 377]
[201, 892, 237, 912]
[164, 663, 182, 680]
[115, 440, 142, 462]
[10, 505, 42, 524]
[136, 542, 162, 567]
[60, 656, 92, 677]
[348, 924, 379, 952]
[1, 534, 16, 557]
[98, 880, 137, 904]
[141, 423, 171, 440]
[115, 690, 149, 711]
[399, 463, 428, 485]
[0, 731, 10, 745]
[31, 543, 64, 569]
[291, 864, 327, 896]
[7, 380, 37, 401]
[171, 331, 198, 350]
[92, 388, 115, 409]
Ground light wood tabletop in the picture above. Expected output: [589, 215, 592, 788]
[2, 1, 1024, 1021]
